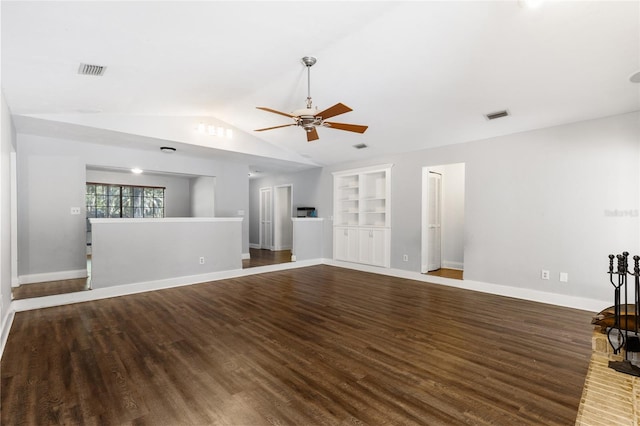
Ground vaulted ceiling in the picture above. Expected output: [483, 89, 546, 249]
[2, 1, 639, 175]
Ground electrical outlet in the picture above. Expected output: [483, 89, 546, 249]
[199, 257, 205, 264]
[403, 254, 409, 262]
[559, 272, 568, 282]
[70, 207, 81, 215]
[541, 270, 550, 280]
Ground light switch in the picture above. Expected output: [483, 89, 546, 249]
[70, 207, 81, 215]
[559, 272, 568, 282]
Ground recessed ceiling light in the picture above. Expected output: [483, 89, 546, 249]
[630, 71, 640, 83]
[160, 146, 176, 153]
[353, 143, 368, 149]
[131, 168, 143, 174]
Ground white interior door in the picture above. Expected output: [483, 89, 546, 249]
[427, 172, 442, 271]
[259, 187, 273, 250]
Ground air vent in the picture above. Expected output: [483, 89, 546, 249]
[78, 63, 107, 76]
[353, 143, 368, 149]
[485, 110, 510, 120]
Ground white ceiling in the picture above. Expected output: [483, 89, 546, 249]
[2, 1, 639, 175]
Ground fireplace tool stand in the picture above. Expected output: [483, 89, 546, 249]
[606, 252, 640, 376]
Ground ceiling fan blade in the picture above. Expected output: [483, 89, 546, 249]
[256, 106, 295, 118]
[316, 103, 352, 120]
[254, 123, 297, 132]
[306, 127, 319, 142]
[324, 122, 368, 134]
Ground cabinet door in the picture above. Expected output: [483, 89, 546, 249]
[334, 227, 359, 262]
[370, 228, 389, 267]
[346, 228, 359, 262]
[358, 228, 389, 267]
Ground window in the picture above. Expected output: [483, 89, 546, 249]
[86, 183, 165, 245]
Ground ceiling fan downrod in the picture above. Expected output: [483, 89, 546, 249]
[302, 56, 317, 110]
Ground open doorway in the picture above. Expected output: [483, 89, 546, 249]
[246, 184, 293, 269]
[421, 163, 465, 279]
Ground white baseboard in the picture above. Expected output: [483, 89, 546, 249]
[19, 269, 88, 285]
[441, 260, 464, 270]
[249, 243, 261, 249]
[323, 259, 607, 312]
[10, 259, 325, 314]
[241, 252, 251, 260]
[7, 258, 606, 328]
[0, 309, 15, 361]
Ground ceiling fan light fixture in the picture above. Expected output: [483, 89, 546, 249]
[254, 56, 368, 141]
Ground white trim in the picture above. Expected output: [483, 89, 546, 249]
[291, 218, 324, 222]
[89, 217, 242, 224]
[332, 163, 394, 177]
[241, 252, 250, 260]
[19, 269, 87, 285]
[11, 260, 605, 313]
[11, 260, 323, 313]
[421, 167, 429, 273]
[249, 243, 261, 249]
[323, 259, 605, 312]
[0, 309, 15, 360]
[441, 261, 464, 270]
[10, 152, 18, 288]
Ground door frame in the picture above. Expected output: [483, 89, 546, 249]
[259, 186, 273, 250]
[273, 184, 293, 251]
[421, 167, 443, 274]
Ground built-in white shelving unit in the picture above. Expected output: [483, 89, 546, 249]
[333, 164, 392, 268]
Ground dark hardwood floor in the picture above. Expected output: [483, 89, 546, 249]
[426, 268, 464, 280]
[1, 265, 593, 425]
[243, 248, 292, 268]
[11, 277, 90, 300]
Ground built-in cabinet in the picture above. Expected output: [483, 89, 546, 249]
[333, 164, 392, 267]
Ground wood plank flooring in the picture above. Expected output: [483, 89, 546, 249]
[426, 268, 464, 280]
[243, 248, 292, 268]
[1, 265, 594, 425]
[11, 278, 90, 300]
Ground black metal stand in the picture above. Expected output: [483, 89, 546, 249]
[606, 252, 640, 377]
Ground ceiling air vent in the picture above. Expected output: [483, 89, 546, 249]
[78, 63, 107, 76]
[485, 110, 510, 120]
[353, 143, 368, 149]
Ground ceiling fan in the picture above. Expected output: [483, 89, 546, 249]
[254, 56, 368, 142]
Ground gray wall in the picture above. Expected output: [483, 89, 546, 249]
[17, 134, 250, 278]
[1, 92, 16, 328]
[189, 176, 216, 217]
[91, 219, 242, 288]
[86, 169, 191, 217]
[258, 112, 640, 303]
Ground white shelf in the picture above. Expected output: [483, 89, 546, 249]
[333, 164, 392, 267]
